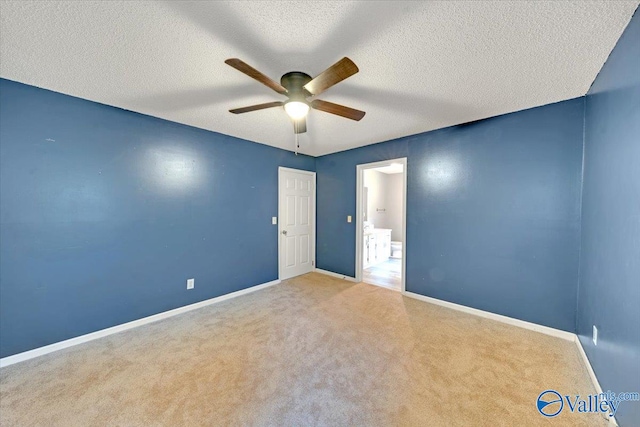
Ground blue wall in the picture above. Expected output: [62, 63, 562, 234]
[0, 79, 314, 358]
[578, 10, 640, 427]
[316, 98, 585, 332]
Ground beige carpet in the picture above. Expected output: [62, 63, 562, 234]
[0, 273, 604, 426]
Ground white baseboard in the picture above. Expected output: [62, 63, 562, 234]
[574, 336, 604, 395]
[402, 291, 575, 341]
[2, 275, 614, 425]
[574, 336, 618, 425]
[313, 268, 358, 282]
[0, 279, 281, 368]
[402, 291, 617, 423]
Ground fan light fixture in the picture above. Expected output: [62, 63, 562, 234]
[225, 57, 365, 136]
[284, 101, 309, 120]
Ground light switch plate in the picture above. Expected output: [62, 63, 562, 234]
[347, 215, 352, 223]
[187, 278, 195, 290]
[272, 217, 277, 225]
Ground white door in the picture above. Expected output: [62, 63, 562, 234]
[278, 167, 315, 280]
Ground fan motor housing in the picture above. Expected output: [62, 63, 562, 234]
[281, 72, 312, 96]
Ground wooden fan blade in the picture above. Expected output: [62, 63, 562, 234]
[293, 117, 307, 134]
[229, 101, 284, 114]
[303, 57, 359, 96]
[225, 58, 288, 95]
[311, 99, 365, 121]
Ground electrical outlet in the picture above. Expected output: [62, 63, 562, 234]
[593, 325, 598, 346]
[187, 278, 195, 290]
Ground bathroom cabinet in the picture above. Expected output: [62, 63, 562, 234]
[363, 229, 391, 269]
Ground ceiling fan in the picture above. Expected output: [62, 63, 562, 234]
[225, 57, 365, 134]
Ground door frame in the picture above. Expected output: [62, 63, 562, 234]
[355, 158, 407, 292]
[278, 166, 316, 281]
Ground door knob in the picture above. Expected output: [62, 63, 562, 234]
[282, 230, 287, 235]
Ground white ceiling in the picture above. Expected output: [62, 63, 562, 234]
[1, 1, 637, 156]
[372, 164, 404, 175]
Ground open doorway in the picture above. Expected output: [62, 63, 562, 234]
[355, 158, 407, 292]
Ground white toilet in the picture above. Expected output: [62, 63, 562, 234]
[390, 241, 403, 259]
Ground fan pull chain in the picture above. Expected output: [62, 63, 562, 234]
[294, 133, 299, 155]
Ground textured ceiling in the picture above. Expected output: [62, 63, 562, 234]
[1, 1, 638, 156]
